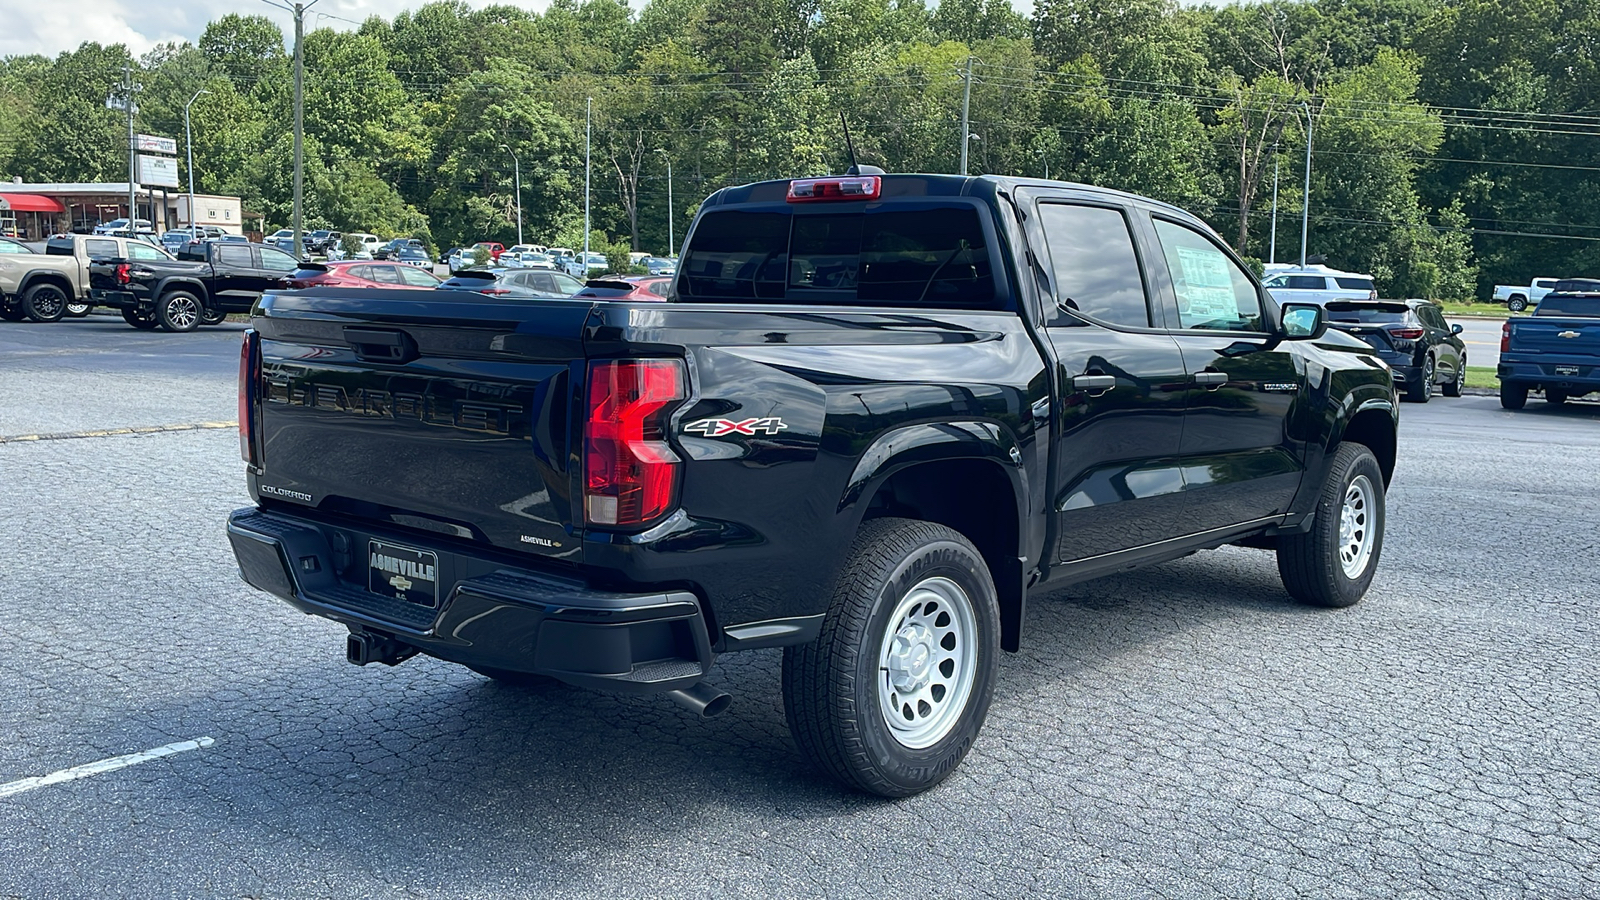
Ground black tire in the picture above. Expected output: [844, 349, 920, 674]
[64, 299, 92, 318]
[1405, 356, 1434, 403]
[157, 290, 202, 332]
[1508, 295, 1528, 313]
[1500, 381, 1528, 410]
[1442, 355, 1464, 397]
[0, 302, 25, 322]
[1277, 443, 1385, 609]
[782, 517, 1000, 797]
[1547, 387, 1567, 406]
[121, 307, 159, 330]
[21, 283, 68, 322]
[200, 306, 226, 326]
[466, 665, 558, 688]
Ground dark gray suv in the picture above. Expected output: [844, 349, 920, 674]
[1324, 299, 1466, 402]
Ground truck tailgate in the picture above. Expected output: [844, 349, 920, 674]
[248, 289, 593, 561]
[1509, 317, 1600, 361]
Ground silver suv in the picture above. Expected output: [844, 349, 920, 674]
[1263, 265, 1378, 305]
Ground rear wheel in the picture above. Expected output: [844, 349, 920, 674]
[1508, 295, 1528, 313]
[157, 291, 202, 332]
[783, 517, 999, 797]
[1442, 355, 1464, 397]
[0, 302, 25, 321]
[1405, 356, 1434, 403]
[121, 307, 159, 330]
[1277, 443, 1385, 608]
[21, 283, 68, 322]
[1547, 387, 1568, 406]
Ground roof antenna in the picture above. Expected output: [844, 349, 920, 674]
[841, 113, 885, 176]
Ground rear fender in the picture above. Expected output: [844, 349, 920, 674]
[156, 277, 210, 304]
[840, 421, 1031, 651]
[19, 271, 74, 297]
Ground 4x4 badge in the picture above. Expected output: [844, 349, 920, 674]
[684, 417, 788, 437]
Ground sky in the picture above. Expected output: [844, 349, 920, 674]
[0, 0, 550, 59]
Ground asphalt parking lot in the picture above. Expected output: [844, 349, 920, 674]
[2, 319, 1598, 899]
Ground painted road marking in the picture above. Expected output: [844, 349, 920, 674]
[0, 737, 215, 799]
[0, 422, 236, 444]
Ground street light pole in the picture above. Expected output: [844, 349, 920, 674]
[1269, 149, 1280, 265]
[185, 88, 210, 232]
[1300, 101, 1314, 269]
[959, 56, 974, 175]
[501, 144, 522, 246]
[584, 96, 592, 269]
[263, 0, 320, 258]
[655, 149, 673, 257]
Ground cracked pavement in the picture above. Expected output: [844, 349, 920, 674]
[2, 320, 1598, 898]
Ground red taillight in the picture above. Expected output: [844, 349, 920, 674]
[1501, 321, 1512, 353]
[584, 359, 686, 527]
[787, 176, 882, 202]
[1387, 326, 1424, 340]
[115, 263, 131, 285]
[477, 287, 513, 296]
[238, 330, 260, 467]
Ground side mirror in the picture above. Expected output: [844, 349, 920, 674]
[1452, 323, 1464, 335]
[1280, 303, 1325, 340]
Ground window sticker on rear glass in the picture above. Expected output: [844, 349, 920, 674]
[1174, 246, 1238, 322]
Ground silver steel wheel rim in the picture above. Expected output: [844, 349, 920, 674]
[1339, 475, 1377, 579]
[876, 575, 978, 750]
[66, 300, 89, 315]
[168, 297, 198, 329]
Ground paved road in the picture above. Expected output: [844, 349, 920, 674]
[1447, 316, 1506, 370]
[2, 321, 1599, 898]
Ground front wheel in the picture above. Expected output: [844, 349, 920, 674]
[1442, 356, 1464, 397]
[782, 518, 1000, 797]
[1500, 381, 1528, 410]
[64, 299, 92, 318]
[1277, 443, 1386, 608]
[200, 306, 226, 326]
[0, 302, 25, 322]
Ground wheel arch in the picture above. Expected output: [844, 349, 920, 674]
[156, 278, 209, 303]
[19, 271, 74, 298]
[1335, 402, 1397, 488]
[842, 422, 1029, 652]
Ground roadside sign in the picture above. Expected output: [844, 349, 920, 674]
[138, 154, 180, 187]
[136, 134, 178, 155]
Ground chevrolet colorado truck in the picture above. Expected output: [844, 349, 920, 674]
[227, 172, 1399, 796]
[89, 239, 298, 331]
[0, 234, 173, 322]
[1498, 279, 1600, 408]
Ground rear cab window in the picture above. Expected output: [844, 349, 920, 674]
[679, 200, 1008, 310]
[1324, 303, 1408, 324]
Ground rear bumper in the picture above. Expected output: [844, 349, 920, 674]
[227, 507, 716, 693]
[1498, 359, 1600, 391]
[89, 288, 145, 312]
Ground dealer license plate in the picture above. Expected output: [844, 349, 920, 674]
[367, 540, 440, 607]
[1555, 365, 1580, 376]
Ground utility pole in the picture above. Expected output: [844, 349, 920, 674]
[655, 149, 673, 257]
[501, 144, 522, 246]
[263, 0, 319, 258]
[1300, 100, 1314, 269]
[1268, 149, 1280, 265]
[584, 96, 592, 270]
[959, 56, 975, 176]
[111, 65, 140, 230]
[185, 88, 209, 232]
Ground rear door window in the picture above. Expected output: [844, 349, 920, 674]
[370, 264, 405, 285]
[1035, 203, 1150, 328]
[258, 247, 298, 272]
[1334, 277, 1375, 292]
[128, 243, 168, 260]
[217, 244, 254, 268]
[1283, 275, 1326, 290]
[1152, 219, 1265, 332]
[680, 203, 1000, 308]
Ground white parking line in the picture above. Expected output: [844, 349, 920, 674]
[0, 737, 215, 799]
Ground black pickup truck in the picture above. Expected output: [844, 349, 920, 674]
[227, 172, 1398, 796]
[89, 240, 300, 331]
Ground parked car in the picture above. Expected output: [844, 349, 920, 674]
[89, 239, 298, 331]
[1492, 277, 1562, 313]
[570, 275, 672, 301]
[374, 238, 424, 260]
[263, 228, 297, 250]
[641, 256, 677, 276]
[434, 267, 586, 299]
[511, 251, 557, 270]
[397, 246, 433, 268]
[1262, 265, 1378, 305]
[1322, 299, 1466, 402]
[506, 244, 547, 256]
[306, 230, 342, 254]
[561, 251, 609, 277]
[1498, 279, 1600, 408]
[472, 241, 506, 262]
[227, 171, 1399, 797]
[0, 233, 175, 322]
[446, 247, 474, 273]
[343, 233, 380, 259]
[93, 218, 153, 236]
[285, 261, 442, 290]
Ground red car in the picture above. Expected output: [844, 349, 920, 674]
[570, 275, 672, 301]
[473, 242, 506, 262]
[287, 261, 443, 290]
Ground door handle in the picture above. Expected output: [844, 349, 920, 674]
[1193, 371, 1229, 388]
[1073, 374, 1116, 397]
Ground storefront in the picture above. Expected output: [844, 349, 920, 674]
[0, 183, 244, 237]
[0, 193, 66, 241]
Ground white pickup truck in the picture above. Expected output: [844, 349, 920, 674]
[1492, 277, 1561, 313]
